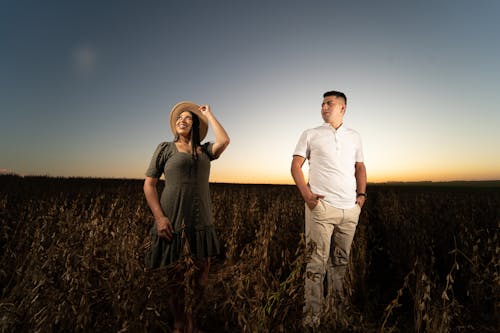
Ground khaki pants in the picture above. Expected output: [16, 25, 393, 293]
[303, 200, 361, 325]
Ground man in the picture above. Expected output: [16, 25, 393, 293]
[291, 90, 367, 328]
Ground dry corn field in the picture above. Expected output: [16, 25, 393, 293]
[0, 175, 499, 332]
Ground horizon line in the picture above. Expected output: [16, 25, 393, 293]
[1, 173, 499, 186]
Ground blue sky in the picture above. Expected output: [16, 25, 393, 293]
[1, 0, 499, 183]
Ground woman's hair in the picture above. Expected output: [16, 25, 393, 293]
[174, 111, 201, 160]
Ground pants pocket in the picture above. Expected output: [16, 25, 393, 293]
[347, 204, 361, 224]
[311, 199, 324, 212]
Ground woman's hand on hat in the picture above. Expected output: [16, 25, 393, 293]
[199, 104, 212, 117]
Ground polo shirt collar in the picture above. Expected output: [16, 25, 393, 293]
[323, 122, 345, 134]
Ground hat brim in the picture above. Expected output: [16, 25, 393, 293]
[169, 101, 208, 141]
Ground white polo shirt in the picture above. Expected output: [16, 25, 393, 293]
[293, 123, 364, 209]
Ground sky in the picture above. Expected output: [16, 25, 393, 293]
[1, 0, 499, 184]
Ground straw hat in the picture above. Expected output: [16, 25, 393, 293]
[169, 101, 208, 141]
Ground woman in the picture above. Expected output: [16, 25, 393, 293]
[143, 101, 230, 333]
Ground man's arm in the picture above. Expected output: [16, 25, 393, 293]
[291, 155, 324, 209]
[355, 161, 367, 207]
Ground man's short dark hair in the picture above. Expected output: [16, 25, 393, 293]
[323, 91, 347, 105]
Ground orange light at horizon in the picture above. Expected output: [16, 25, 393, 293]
[210, 168, 500, 185]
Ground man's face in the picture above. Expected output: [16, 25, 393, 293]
[321, 96, 345, 123]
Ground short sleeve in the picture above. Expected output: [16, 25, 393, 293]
[293, 130, 310, 159]
[145, 142, 171, 178]
[202, 142, 217, 161]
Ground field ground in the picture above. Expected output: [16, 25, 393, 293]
[1, 176, 499, 332]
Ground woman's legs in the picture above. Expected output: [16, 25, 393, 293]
[185, 257, 210, 333]
[167, 268, 186, 331]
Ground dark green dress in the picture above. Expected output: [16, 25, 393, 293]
[145, 141, 220, 268]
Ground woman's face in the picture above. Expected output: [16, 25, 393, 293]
[175, 111, 193, 137]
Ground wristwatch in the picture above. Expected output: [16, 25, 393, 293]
[356, 192, 367, 198]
